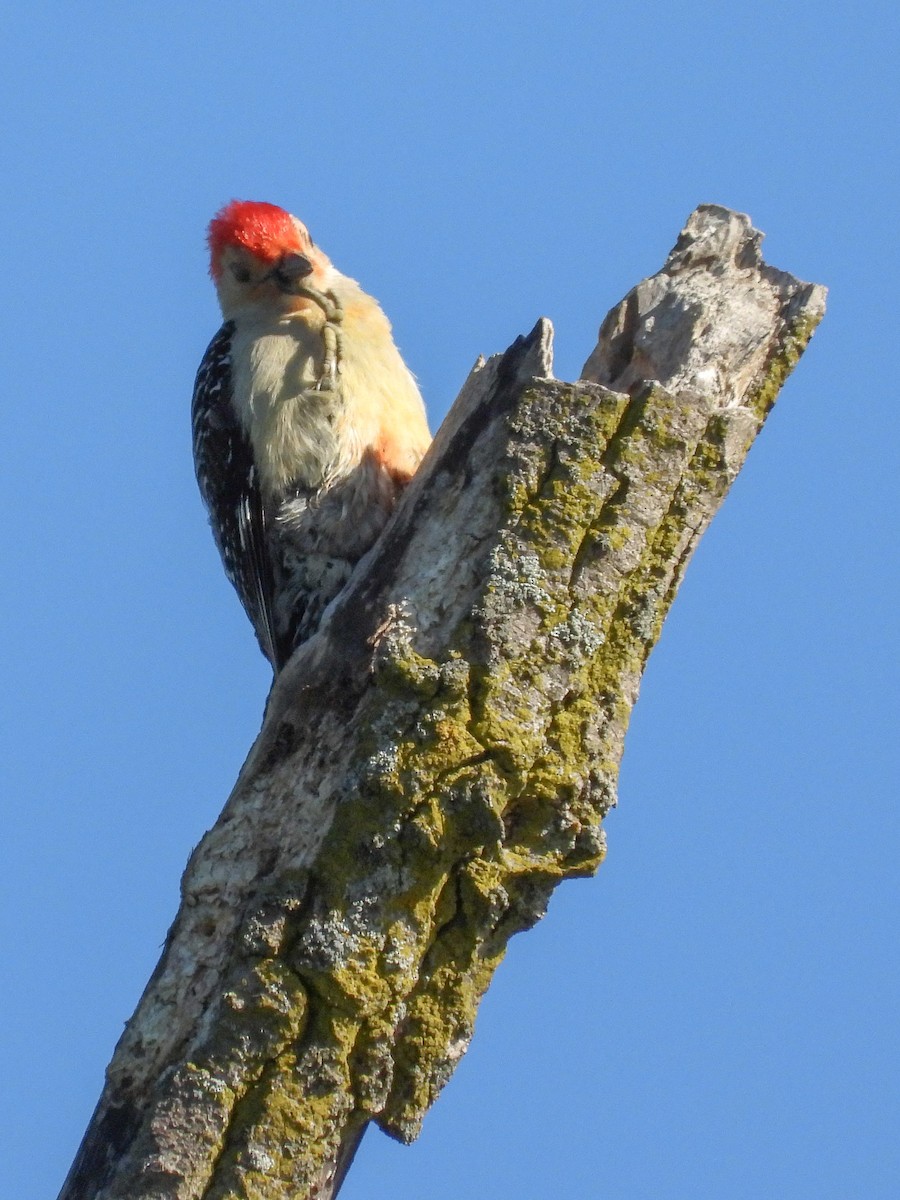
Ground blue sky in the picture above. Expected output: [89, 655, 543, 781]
[2, 3, 897, 1197]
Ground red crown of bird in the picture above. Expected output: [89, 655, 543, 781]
[207, 200, 307, 279]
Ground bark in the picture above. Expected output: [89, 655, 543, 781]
[59, 205, 825, 1200]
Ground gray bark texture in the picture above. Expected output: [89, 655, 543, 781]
[59, 205, 825, 1200]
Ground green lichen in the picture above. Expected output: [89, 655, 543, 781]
[205, 1010, 360, 1199]
[190, 305, 824, 1188]
[746, 312, 823, 422]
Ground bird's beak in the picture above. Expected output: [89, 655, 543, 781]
[271, 253, 314, 291]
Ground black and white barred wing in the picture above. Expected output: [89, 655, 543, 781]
[191, 322, 278, 668]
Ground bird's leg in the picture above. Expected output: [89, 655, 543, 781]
[319, 319, 344, 391]
[294, 285, 345, 391]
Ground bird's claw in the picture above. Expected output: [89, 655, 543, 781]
[292, 285, 344, 390]
[316, 315, 343, 391]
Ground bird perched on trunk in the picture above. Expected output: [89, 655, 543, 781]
[192, 200, 432, 672]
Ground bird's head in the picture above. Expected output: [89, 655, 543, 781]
[207, 200, 332, 319]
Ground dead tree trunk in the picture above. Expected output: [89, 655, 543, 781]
[59, 205, 825, 1200]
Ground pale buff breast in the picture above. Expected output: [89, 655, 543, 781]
[335, 289, 432, 481]
[230, 274, 431, 499]
[231, 314, 351, 497]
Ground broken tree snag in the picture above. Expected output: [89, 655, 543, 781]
[59, 205, 825, 1200]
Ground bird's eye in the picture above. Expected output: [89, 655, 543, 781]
[230, 263, 252, 284]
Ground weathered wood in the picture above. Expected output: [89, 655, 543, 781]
[59, 205, 825, 1200]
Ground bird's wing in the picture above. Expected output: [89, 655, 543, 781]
[191, 322, 279, 669]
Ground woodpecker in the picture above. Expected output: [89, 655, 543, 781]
[192, 200, 432, 672]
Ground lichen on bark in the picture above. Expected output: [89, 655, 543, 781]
[59, 205, 825, 1200]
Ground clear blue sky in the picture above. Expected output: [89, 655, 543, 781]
[2, 3, 897, 1198]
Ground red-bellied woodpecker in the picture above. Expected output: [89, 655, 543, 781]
[192, 200, 432, 672]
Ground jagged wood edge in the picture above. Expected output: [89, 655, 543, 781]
[59, 206, 826, 1200]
